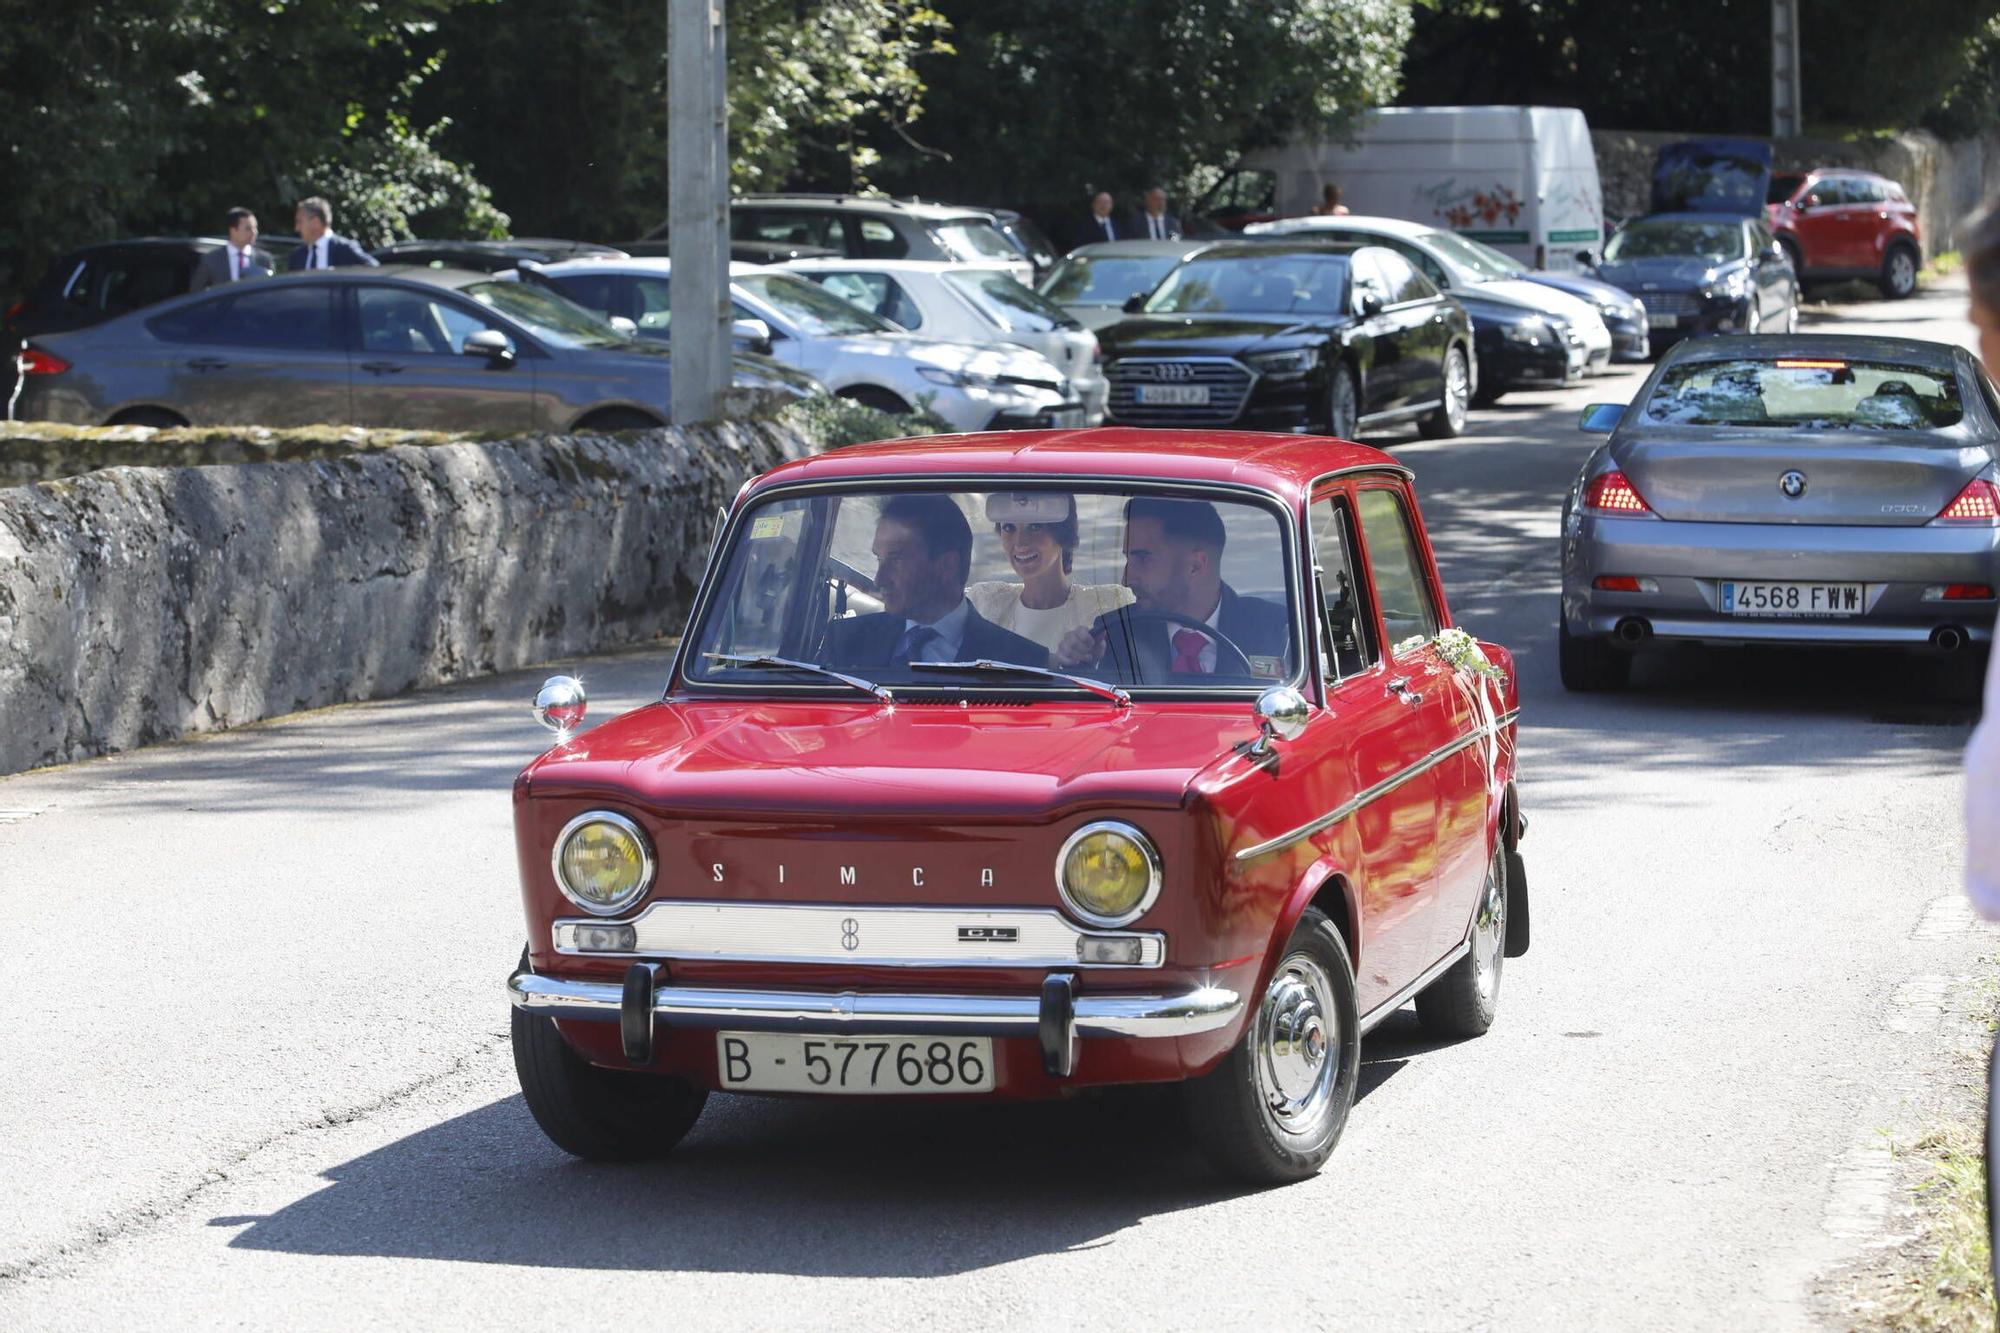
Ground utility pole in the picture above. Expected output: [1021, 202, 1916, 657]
[669, 0, 729, 426]
[1771, 0, 1802, 137]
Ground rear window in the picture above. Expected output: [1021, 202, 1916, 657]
[942, 269, 1073, 331]
[1041, 254, 1180, 305]
[1641, 358, 1964, 431]
[928, 219, 1017, 263]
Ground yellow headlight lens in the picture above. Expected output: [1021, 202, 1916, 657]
[1059, 825, 1156, 924]
[557, 817, 649, 911]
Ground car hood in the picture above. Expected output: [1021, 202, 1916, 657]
[1471, 279, 1607, 335]
[1593, 256, 1743, 292]
[1096, 313, 1330, 359]
[1062, 304, 1130, 332]
[1525, 271, 1637, 311]
[524, 699, 1260, 818]
[1651, 138, 1772, 216]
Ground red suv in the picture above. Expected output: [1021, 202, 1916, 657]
[1766, 169, 1922, 299]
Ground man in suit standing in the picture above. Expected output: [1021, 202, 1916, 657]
[1054, 496, 1291, 679]
[824, 493, 1050, 671]
[286, 196, 379, 271]
[1072, 191, 1122, 249]
[1133, 187, 1182, 241]
[189, 207, 272, 292]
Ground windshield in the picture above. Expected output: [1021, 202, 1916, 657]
[1641, 357, 1964, 430]
[1417, 231, 1520, 282]
[943, 269, 1075, 331]
[1144, 253, 1350, 316]
[1604, 221, 1748, 264]
[686, 485, 1300, 692]
[929, 219, 1019, 264]
[1041, 254, 1181, 305]
[463, 280, 629, 348]
[737, 272, 895, 336]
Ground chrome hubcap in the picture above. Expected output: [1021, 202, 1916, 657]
[1444, 351, 1469, 429]
[1254, 952, 1341, 1140]
[1891, 253, 1916, 293]
[1472, 849, 1506, 1004]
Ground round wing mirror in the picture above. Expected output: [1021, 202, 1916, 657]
[534, 675, 587, 739]
[1251, 685, 1310, 756]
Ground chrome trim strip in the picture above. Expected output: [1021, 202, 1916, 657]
[1232, 704, 1522, 862]
[553, 901, 1166, 969]
[508, 967, 1242, 1039]
[1357, 940, 1471, 1037]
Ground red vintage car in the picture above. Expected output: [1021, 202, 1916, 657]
[506, 428, 1528, 1182]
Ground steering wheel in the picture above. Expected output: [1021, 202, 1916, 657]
[1112, 608, 1257, 678]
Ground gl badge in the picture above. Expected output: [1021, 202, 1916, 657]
[1779, 470, 1808, 499]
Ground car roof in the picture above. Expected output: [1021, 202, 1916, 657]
[1187, 240, 1367, 260]
[1261, 215, 1435, 240]
[736, 194, 998, 221]
[1060, 239, 1213, 258]
[748, 427, 1408, 501]
[1627, 212, 1753, 225]
[264, 264, 496, 290]
[537, 257, 781, 278]
[1658, 333, 1965, 370]
[780, 258, 1015, 275]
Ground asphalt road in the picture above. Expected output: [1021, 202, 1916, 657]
[1, 283, 1992, 1330]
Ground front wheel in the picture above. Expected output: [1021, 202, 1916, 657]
[1417, 345, 1470, 439]
[1880, 244, 1919, 300]
[1415, 843, 1507, 1038]
[512, 997, 708, 1161]
[1182, 907, 1360, 1184]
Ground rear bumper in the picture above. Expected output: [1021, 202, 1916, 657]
[1487, 342, 1578, 391]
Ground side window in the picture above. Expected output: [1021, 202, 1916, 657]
[206, 285, 336, 350]
[1309, 493, 1375, 678]
[1356, 488, 1440, 651]
[1375, 251, 1436, 304]
[1807, 177, 1850, 208]
[634, 277, 672, 335]
[1396, 242, 1449, 289]
[149, 294, 230, 344]
[355, 286, 501, 356]
[853, 217, 909, 259]
[548, 273, 626, 323]
[1853, 177, 1888, 204]
[751, 210, 845, 250]
[61, 259, 97, 310]
[1349, 251, 1389, 313]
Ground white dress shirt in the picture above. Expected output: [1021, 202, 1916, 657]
[1164, 595, 1224, 673]
[304, 237, 329, 269]
[1966, 644, 2000, 916]
[1144, 212, 1170, 240]
[230, 244, 254, 280]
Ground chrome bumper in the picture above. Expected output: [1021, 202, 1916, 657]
[507, 965, 1243, 1040]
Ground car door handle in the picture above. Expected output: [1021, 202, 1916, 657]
[358, 361, 406, 375]
[1387, 676, 1423, 704]
[186, 357, 228, 372]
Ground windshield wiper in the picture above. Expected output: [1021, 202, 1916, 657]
[703, 653, 892, 702]
[911, 659, 1130, 707]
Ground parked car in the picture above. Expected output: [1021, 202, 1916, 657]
[1591, 213, 1798, 352]
[1038, 238, 1214, 331]
[640, 195, 1032, 284]
[371, 238, 628, 272]
[621, 238, 842, 265]
[1765, 168, 1922, 300]
[784, 258, 1109, 422]
[505, 427, 1529, 1182]
[1093, 241, 1477, 439]
[1560, 335, 1998, 690]
[986, 207, 1062, 282]
[12, 266, 821, 433]
[1436, 233, 1650, 363]
[1246, 214, 1615, 381]
[532, 257, 1085, 432]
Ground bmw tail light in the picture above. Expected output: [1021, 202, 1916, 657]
[1934, 479, 2000, 525]
[1582, 470, 1652, 515]
[17, 346, 69, 375]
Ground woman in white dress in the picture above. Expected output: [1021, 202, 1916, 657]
[967, 492, 1132, 653]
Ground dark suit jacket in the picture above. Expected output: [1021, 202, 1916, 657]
[189, 245, 274, 292]
[1071, 214, 1123, 249]
[1090, 584, 1291, 677]
[1130, 212, 1183, 241]
[286, 234, 379, 271]
[825, 605, 1050, 672]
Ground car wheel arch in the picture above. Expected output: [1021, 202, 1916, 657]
[569, 403, 665, 433]
[1266, 859, 1363, 991]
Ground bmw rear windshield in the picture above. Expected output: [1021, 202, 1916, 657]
[1641, 357, 1964, 431]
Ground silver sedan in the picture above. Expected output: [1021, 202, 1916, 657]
[1559, 334, 2000, 690]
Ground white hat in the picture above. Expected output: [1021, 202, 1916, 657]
[984, 492, 1073, 523]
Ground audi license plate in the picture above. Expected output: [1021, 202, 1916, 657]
[717, 1032, 996, 1095]
[1721, 580, 1865, 617]
[1648, 312, 1681, 328]
[1135, 384, 1208, 405]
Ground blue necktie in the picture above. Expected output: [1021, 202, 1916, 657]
[893, 624, 939, 665]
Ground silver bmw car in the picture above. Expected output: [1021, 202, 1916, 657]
[1560, 334, 2000, 691]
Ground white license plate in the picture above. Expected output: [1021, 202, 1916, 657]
[1648, 312, 1681, 328]
[717, 1032, 995, 1094]
[1136, 384, 1209, 405]
[1721, 581, 1866, 617]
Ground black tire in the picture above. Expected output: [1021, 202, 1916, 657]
[1182, 906, 1360, 1184]
[108, 407, 188, 428]
[1776, 236, 1803, 280]
[1471, 380, 1504, 408]
[512, 997, 708, 1162]
[1558, 619, 1630, 693]
[1415, 842, 1507, 1039]
[1326, 363, 1360, 439]
[1417, 345, 1471, 439]
[838, 385, 914, 416]
[575, 408, 664, 432]
[1879, 242, 1919, 300]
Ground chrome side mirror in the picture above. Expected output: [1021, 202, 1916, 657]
[534, 675, 587, 740]
[463, 328, 515, 363]
[1250, 685, 1310, 757]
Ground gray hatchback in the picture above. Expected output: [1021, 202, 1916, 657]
[11, 266, 821, 433]
[1560, 334, 2000, 690]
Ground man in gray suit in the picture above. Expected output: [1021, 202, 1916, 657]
[189, 207, 273, 292]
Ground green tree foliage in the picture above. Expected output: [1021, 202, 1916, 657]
[861, 0, 1412, 231]
[1927, 15, 2000, 138]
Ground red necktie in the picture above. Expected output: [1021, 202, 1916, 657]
[1171, 629, 1208, 673]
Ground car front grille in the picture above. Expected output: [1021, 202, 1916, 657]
[1105, 359, 1254, 425]
[1636, 291, 1703, 319]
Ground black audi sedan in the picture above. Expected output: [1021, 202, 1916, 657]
[1094, 241, 1476, 439]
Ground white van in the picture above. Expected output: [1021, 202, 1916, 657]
[1198, 106, 1605, 273]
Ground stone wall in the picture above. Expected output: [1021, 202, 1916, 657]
[0, 423, 483, 488]
[0, 422, 811, 775]
[1592, 127, 2000, 256]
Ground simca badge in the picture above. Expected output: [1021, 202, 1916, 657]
[1779, 469, 1807, 499]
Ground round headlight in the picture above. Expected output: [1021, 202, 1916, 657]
[552, 811, 654, 916]
[1055, 821, 1162, 927]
